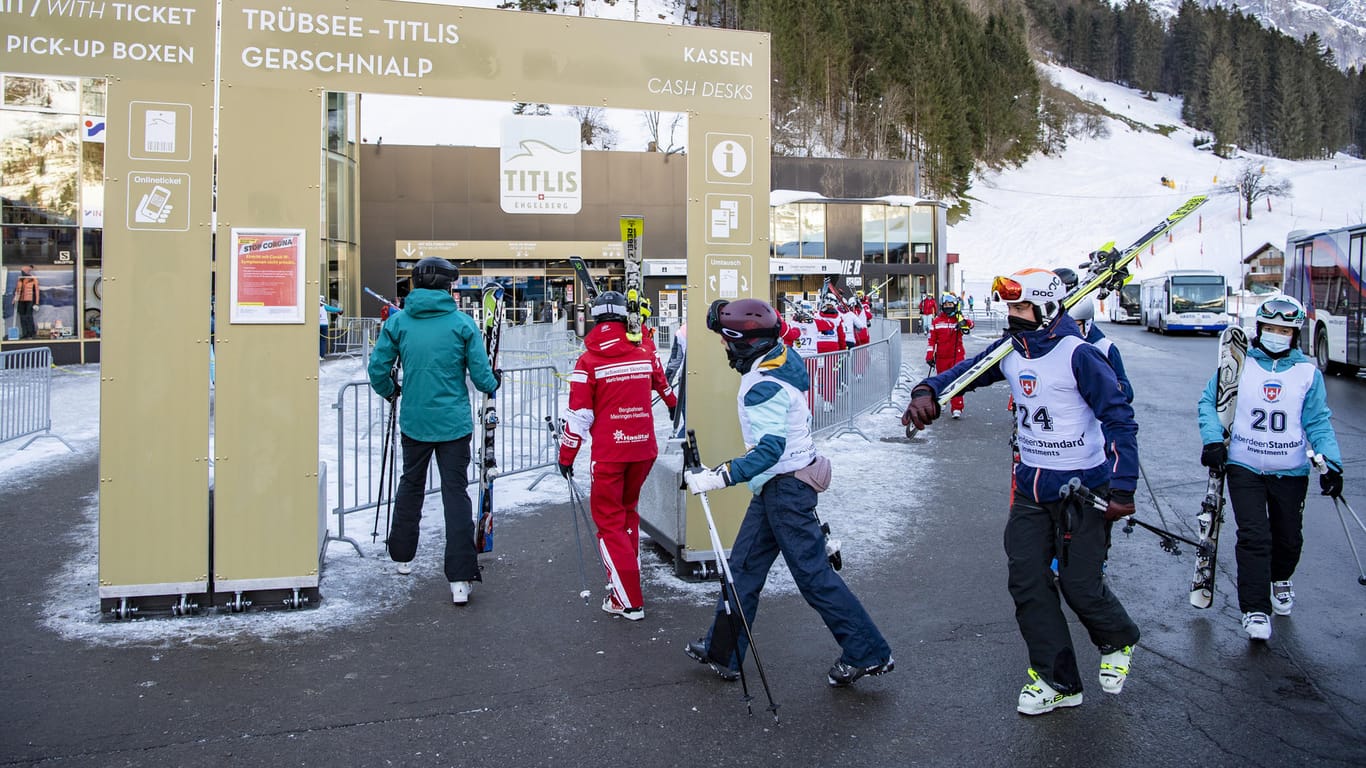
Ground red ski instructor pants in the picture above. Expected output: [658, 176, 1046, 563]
[590, 458, 655, 609]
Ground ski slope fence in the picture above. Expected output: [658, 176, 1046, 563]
[324, 364, 563, 559]
[0, 347, 73, 452]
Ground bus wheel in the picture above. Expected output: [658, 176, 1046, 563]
[1315, 328, 1349, 375]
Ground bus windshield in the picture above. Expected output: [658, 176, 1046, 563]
[1118, 284, 1140, 312]
[1170, 276, 1225, 313]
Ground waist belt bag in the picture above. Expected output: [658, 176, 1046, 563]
[793, 455, 832, 493]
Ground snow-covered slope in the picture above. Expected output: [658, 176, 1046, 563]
[949, 62, 1366, 302]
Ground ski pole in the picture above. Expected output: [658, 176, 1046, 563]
[1330, 495, 1366, 586]
[1062, 479, 1206, 556]
[684, 430, 780, 724]
[372, 392, 398, 544]
[546, 416, 609, 601]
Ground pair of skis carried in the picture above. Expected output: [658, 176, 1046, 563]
[568, 214, 646, 342]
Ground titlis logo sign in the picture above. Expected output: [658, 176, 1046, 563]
[500, 115, 581, 215]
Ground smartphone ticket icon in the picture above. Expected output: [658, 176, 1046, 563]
[134, 185, 174, 224]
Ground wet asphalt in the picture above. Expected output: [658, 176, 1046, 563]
[1, 323, 1364, 768]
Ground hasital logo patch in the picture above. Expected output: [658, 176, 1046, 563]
[500, 115, 581, 215]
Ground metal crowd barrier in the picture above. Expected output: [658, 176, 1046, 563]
[324, 364, 562, 558]
[334, 317, 381, 362]
[0, 347, 73, 451]
[803, 337, 897, 441]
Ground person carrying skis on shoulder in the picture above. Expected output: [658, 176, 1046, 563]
[368, 257, 500, 605]
[1195, 295, 1342, 641]
[1056, 268, 1131, 402]
[849, 296, 871, 346]
[683, 298, 894, 687]
[559, 291, 678, 621]
[926, 294, 974, 418]
[903, 268, 1141, 715]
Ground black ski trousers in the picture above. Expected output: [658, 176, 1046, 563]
[1005, 488, 1140, 694]
[387, 434, 479, 583]
[1226, 466, 1308, 615]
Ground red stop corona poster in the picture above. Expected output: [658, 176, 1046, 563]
[230, 228, 306, 324]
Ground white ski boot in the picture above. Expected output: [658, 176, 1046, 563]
[1098, 645, 1133, 694]
[451, 581, 472, 605]
[1017, 668, 1082, 715]
[1271, 580, 1294, 616]
[1242, 611, 1271, 640]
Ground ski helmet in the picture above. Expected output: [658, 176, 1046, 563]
[992, 269, 1064, 327]
[1053, 267, 1079, 293]
[1254, 295, 1305, 351]
[591, 291, 628, 323]
[1068, 297, 1095, 324]
[411, 257, 459, 290]
[940, 295, 959, 314]
[819, 297, 840, 315]
[707, 298, 781, 371]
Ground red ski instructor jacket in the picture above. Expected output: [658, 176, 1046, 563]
[560, 321, 676, 465]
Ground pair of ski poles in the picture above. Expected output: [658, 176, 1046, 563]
[1308, 448, 1366, 586]
[683, 429, 781, 724]
[544, 417, 609, 604]
[371, 388, 399, 546]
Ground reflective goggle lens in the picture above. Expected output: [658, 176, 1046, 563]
[991, 276, 1022, 302]
[1259, 299, 1302, 321]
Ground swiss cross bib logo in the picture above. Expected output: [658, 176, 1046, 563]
[1018, 371, 1039, 398]
[1263, 381, 1282, 402]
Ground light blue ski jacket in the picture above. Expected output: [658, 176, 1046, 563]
[1196, 345, 1341, 476]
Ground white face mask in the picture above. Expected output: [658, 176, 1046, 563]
[1260, 333, 1292, 354]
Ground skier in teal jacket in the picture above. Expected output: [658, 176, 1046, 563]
[369, 257, 500, 605]
[1196, 295, 1342, 641]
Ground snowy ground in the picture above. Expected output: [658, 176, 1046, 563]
[8, 344, 929, 647]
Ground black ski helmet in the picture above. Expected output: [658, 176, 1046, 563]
[1053, 267, 1079, 293]
[411, 257, 459, 290]
[591, 291, 628, 323]
[707, 298, 781, 371]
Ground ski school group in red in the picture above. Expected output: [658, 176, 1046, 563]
[368, 230, 1346, 716]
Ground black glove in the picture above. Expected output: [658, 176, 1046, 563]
[558, 462, 574, 479]
[668, 403, 679, 423]
[900, 385, 941, 430]
[387, 384, 401, 403]
[493, 368, 504, 389]
[1105, 489, 1136, 522]
[1321, 461, 1343, 497]
[1200, 443, 1227, 472]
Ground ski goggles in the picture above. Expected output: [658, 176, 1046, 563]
[991, 275, 1023, 303]
[1258, 298, 1304, 323]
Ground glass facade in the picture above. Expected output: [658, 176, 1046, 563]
[1, 74, 105, 345]
[323, 93, 360, 315]
[770, 202, 826, 258]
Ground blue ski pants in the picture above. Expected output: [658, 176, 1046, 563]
[703, 474, 891, 670]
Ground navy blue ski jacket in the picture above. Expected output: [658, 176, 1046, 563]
[1085, 324, 1133, 403]
[920, 314, 1139, 502]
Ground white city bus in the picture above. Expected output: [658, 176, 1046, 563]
[1284, 225, 1365, 376]
[1107, 283, 1141, 324]
[1140, 269, 1229, 334]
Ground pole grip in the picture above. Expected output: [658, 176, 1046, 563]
[684, 429, 702, 470]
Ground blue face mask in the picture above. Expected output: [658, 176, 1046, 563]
[1260, 333, 1291, 354]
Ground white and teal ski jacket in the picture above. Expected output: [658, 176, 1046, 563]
[725, 344, 817, 493]
[1197, 345, 1341, 476]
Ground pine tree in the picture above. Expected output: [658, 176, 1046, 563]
[1207, 53, 1244, 157]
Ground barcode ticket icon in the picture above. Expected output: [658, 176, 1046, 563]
[145, 110, 176, 154]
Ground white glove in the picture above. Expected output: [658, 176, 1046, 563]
[685, 465, 730, 495]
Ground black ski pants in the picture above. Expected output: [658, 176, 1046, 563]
[387, 434, 479, 583]
[1005, 488, 1140, 694]
[1226, 465, 1308, 615]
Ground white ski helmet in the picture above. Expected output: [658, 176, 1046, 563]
[1068, 298, 1095, 324]
[993, 269, 1064, 322]
[1254, 295, 1306, 330]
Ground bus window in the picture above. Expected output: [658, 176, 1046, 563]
[1170, 275, 1225, 313]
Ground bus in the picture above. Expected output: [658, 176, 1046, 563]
[1107, 283, 1141, 324]
[1140, 269, 1229, 334]
[1284, 224, 1365, 376]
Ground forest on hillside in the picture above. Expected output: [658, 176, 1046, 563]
[707, 0, 1366, 200]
